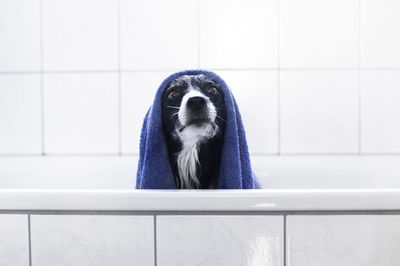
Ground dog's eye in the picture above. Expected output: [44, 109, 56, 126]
[168, 91, 179, 100]
[207, 87, 219, 95]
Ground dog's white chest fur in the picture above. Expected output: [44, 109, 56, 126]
[176, 124, 217, 188]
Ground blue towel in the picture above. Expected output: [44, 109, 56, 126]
[136, 70, 260, 189]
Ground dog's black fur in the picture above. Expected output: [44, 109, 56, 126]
[161, 74, 227, 189]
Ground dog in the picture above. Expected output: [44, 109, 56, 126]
[161, 74, 227, 189]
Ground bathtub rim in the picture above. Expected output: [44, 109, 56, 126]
[0, 189, 400, 211]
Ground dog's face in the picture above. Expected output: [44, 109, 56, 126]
[161, 74, 227, 144]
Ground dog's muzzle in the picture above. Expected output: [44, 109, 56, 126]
[185, 96, 212, 126]
[187, 96, 206, 110]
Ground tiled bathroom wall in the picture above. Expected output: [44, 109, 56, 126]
[2, 213, 400, 266]
[1, 0, 400, 187]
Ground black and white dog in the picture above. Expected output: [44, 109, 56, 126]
[161, 74, 227, 189]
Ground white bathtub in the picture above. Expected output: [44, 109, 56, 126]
[0, 188, 400, 211]
[1, 189, 400, 266]
[1, 154, 400, 211]
[2, 155, 400, 265]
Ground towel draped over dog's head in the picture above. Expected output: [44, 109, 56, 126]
[136, 70, 260, 189]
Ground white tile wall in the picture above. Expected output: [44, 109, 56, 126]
[199, 0, 278, 69]
[3, 155, 400, 189]
[252, 155, 400, 189]
[0, 215, 29, 266]
[0, 156, 137, 189]
[287, 215, 400, 266]
[157, 215, 283, 266]
[279, 0, 359, 68]
[31, 215, 154, 266]
[361, 71, 400, 153]
[216, 71, 278, 154]
[42, 0, 119, 71]
[43, 73, 119, 154]
[0, 0, 41, 71]
[280, 71, 359, 153]
[121, 71, 172, 154]
[0, 0, 400, 186]
[361, 0, 400, 67]
[0, 74, 42, 154]
[120, 0, 197, 70]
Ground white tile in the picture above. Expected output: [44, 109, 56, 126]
[361, 71, 400, 153]
[31, 215, 153, 266]
[42, 0, 118, 71]
[216, 71, 278, 154]
[0, 0, 41, 71]
[280, 71, 359, 153]
[120, 0, 197, 70]
[44, 73, 119, 154]
[0, 156, 137, 189]
[199, 0, 277, 69]
[287, 215, 400, 266]
[158, 215, 283, 266]
[279, 0, 358, 68]
[121, 71, 172, 154]
[0, 215, 29, 266]
[361, 0, 400, 67]
[252, 155, 400, 189]
[0, 74, 41, 154]
[3, 155, 400, 189]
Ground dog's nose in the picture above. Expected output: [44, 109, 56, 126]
[187, 96, 206, 110]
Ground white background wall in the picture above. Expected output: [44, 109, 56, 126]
[1, 0, 400, 188]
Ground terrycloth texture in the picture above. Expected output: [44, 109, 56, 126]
[136, 70, 260, 189]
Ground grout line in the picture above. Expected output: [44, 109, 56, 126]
[39, 0, 44, 72]
[0, 71, 42, 74]
[276, 0, 280, 69]
[277, 72, 281, 155]
[0, 153, 133, 157]
[358, 70, 362, 155]
[39, 0, 45, 156]
[28, 214, 32, 266]
[40, 70, 119, 73]
[358, 0, 362, 69]
[40, 74, 45, 156]
[277, 67, 394, 71]
[3, 153, 400, 157]
[118, 76, 122, 155]
[37, 153, 136, 156]
[358, 0, 362, 155]
[196, 0, 201, 69]
[267, 153, 400, 156]
[283, 215, 286, 266]
[264, 153, 400, 156]
[117, 0, 122, 156]
[0, 153, 134, 157]
[154, 215, 157, 266]
[2, 68, 400, 75]
[277, 0, 281, 155]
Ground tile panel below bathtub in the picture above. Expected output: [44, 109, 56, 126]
[287, 215, 400, 266]
[31, 215, 154, 266]
[0, 214, 29, 266]
[157, 215, 284, 266]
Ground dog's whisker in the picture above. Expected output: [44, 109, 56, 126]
[170, 112, 179, 120]
[173, 119, 184, 132]
[167, 105, 180, 110]
[216, 115, 226, 123]
[177, 125, 185, 132]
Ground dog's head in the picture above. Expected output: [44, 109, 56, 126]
[161, 74, 227, 143]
